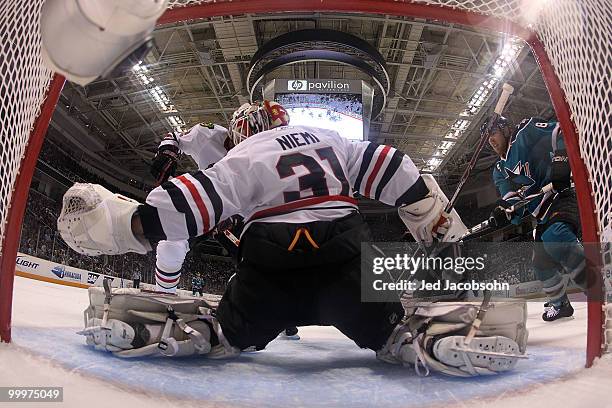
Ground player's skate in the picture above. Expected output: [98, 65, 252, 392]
[377, 301, 528, 377]
[542, 298, 574, 321]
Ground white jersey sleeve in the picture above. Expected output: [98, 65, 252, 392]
[177, 123, 228, 169]
[140, 125, 428, 241]
[340, 137, 427, 206]
[143, 153, 251, 241]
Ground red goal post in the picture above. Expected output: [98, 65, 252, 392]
[0, 0, 609, 367]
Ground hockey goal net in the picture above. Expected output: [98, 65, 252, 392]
[0, 0, 610, 366]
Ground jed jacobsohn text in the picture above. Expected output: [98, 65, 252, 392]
[372, 279, 510, 292]
[372, 254, 486, 275]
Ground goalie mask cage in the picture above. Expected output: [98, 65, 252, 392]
[0, 0, 610, 367]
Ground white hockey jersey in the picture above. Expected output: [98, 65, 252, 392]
[165, 123, 228, 169]
[144, 125, 427, 241]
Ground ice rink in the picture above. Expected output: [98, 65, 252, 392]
[1, 276, 610, 408]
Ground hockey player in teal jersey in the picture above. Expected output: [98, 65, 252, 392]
[485, 116, 586, 321]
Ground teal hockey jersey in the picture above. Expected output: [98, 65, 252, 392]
[492, 117, 563, 222]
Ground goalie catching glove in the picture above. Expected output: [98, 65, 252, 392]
[398, 174, 467, 245]
[377, 301, 528, 377]
[57, 183, 151, 255]
[79, 286, 239, 359]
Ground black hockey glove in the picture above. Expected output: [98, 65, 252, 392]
[550, 149, 571, 192]
[151, 133, 180, 185]
[489, 200, 512, 228]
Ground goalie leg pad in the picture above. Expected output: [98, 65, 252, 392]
[58, 183, 151, 255]
[398, 175, 467, 244]
[80, 287, 240, 358]
[432, 335, 521, 375]
[377, 301, 528, 377]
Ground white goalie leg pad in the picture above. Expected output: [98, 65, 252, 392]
[432, 335, 522, 376]
[377, 301, 528, 377]
[79, 318, 136, 352]
[398, 174, 467, 245]
[57, 183, 151, 255]
[81, 287, 240, 358]
[78, 317, 214, 357]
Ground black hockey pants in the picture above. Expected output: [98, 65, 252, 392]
[215, 212, 404, 351]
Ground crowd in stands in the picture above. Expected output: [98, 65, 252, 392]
[37, 140, 146, 199]
[457, 204, 495, 228]
[277, 93, 362, 118]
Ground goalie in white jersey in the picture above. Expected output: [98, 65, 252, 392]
[58, 100, 527, 377]
[148, 122, 231, 293]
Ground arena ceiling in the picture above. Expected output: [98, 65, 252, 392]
[49, 11, 555, 196]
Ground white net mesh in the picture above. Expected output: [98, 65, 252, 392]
[0, 0, 53, 257]
[1, 0, 610, 351]
[536, 1, 612, 240]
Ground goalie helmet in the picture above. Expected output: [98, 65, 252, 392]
[480, 115, 512, 138]
[229, 100, 290, 146]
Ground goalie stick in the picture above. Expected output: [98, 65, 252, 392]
[432, 84, 514, 352]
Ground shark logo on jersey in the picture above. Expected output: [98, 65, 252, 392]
[505, 161, 535, 190]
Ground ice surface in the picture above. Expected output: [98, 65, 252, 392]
[2, 276, 610, 408]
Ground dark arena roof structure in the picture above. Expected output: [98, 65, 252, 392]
[48, 11, 555, 202]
